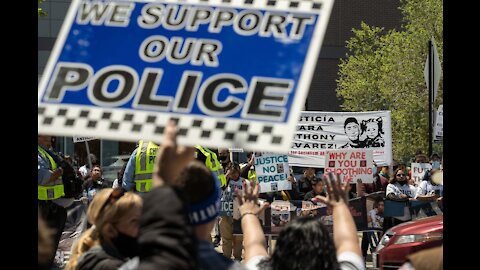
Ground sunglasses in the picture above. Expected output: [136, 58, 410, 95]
[396, 173, 406, 176]
[99, 188, 126, 214]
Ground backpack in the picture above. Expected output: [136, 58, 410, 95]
[48, 150, 83, 198]
[58, 159, 83, 198]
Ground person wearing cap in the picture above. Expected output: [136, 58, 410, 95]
[38, 135, 74, 269]
[122, 140, 160, 193]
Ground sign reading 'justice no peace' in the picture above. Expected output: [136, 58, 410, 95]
[38, 0, 334, 152]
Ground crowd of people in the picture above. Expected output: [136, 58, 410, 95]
[38, 124, 443, 270]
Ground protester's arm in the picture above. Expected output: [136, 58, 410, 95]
[121, 149, 137, 191]
[237, 181, 269, 262]
[152, 121, 196, 187]
[240, 154, 255, 179]
[386, 184, 409, 202]
[138, 121, 197, 270]
[315, 173, 362, 257]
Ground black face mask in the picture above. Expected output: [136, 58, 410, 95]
[111, 230, 139, 258]
[218, 155, 228, 161]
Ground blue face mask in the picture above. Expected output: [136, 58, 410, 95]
[432, 161, 440, 169]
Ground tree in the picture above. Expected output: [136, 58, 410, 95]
[337, 0, 443, 163]
[38, 0, 47, 17]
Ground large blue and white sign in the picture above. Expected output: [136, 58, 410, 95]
[38, 0, 334, 152]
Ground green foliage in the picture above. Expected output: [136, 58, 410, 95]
[38, 0, 47, 17]
[336, 0, 443, 163]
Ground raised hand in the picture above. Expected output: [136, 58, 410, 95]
[235, 181, 269, 217]
[314, 173, 352, 207]
[153, 120, 196, 187]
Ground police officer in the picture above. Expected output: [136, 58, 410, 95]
[122, 140, 159, 192]
[240, 151, 257, 183]
[195, 145, 227, 188]
[195, 145, 226, 246]
[38, 135, 73, 269]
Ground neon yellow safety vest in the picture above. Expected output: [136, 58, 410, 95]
[38, 146, 65, 200]
[195, 146, 227, 188]
[248, 168, 257, 183]
[134, 140, 159, 192]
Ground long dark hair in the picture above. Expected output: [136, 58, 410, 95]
[389, 168, 405, 184]
[258, 216, 339, 270]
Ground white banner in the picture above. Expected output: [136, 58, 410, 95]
[434, 105, 443, 141]
[255, 153, 292, 193]
[324, 149, 374, 183]
[288, 111, 392, 168]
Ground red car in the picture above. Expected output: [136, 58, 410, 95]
[372, 215, 443, 270]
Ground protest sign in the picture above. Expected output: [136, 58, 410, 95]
[288, 111, 392, 167]
[38, 0, 334, 152]
[324, 149, 374, 183]
[411, 163, 432, 180]
[233, 198, 369, 235]
[434, 105, 443, 142]
[255, 153, 291, 193]
[73, 136, 97, 143]
[270, 201, 291, 233]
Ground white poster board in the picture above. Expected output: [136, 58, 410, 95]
[255, 153, 291, 193]
[324, 149, 374, 183]
[73, 136, 97, 143]
[289, 111, 392, 168]
[411, 163, 432, 180]
[434, 105, 443, 142]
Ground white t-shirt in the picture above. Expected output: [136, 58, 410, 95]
[245, 251, 366, 270]
[368, 209, 384, 229]
[415, 181, 443, 198]
[386, 182, 416, 221]
[386, 182, 416, 198]
[79, 165, 89, 178]
[221, 177, 249, 218]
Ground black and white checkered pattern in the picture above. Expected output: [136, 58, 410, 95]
[38, 105, 285, 149]
[166, 0, 324, 12]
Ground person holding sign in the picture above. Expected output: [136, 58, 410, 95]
[219, 162, 250, 261]
[240, 173, 365, 270]
[415, 169, 443, 202]
[384, 168, 417, 231]
[79, 154, 99, 179]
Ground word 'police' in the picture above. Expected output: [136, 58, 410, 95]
[44, 63, 294, 121]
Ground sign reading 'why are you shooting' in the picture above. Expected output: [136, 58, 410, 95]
[38, 0, 334, 152]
